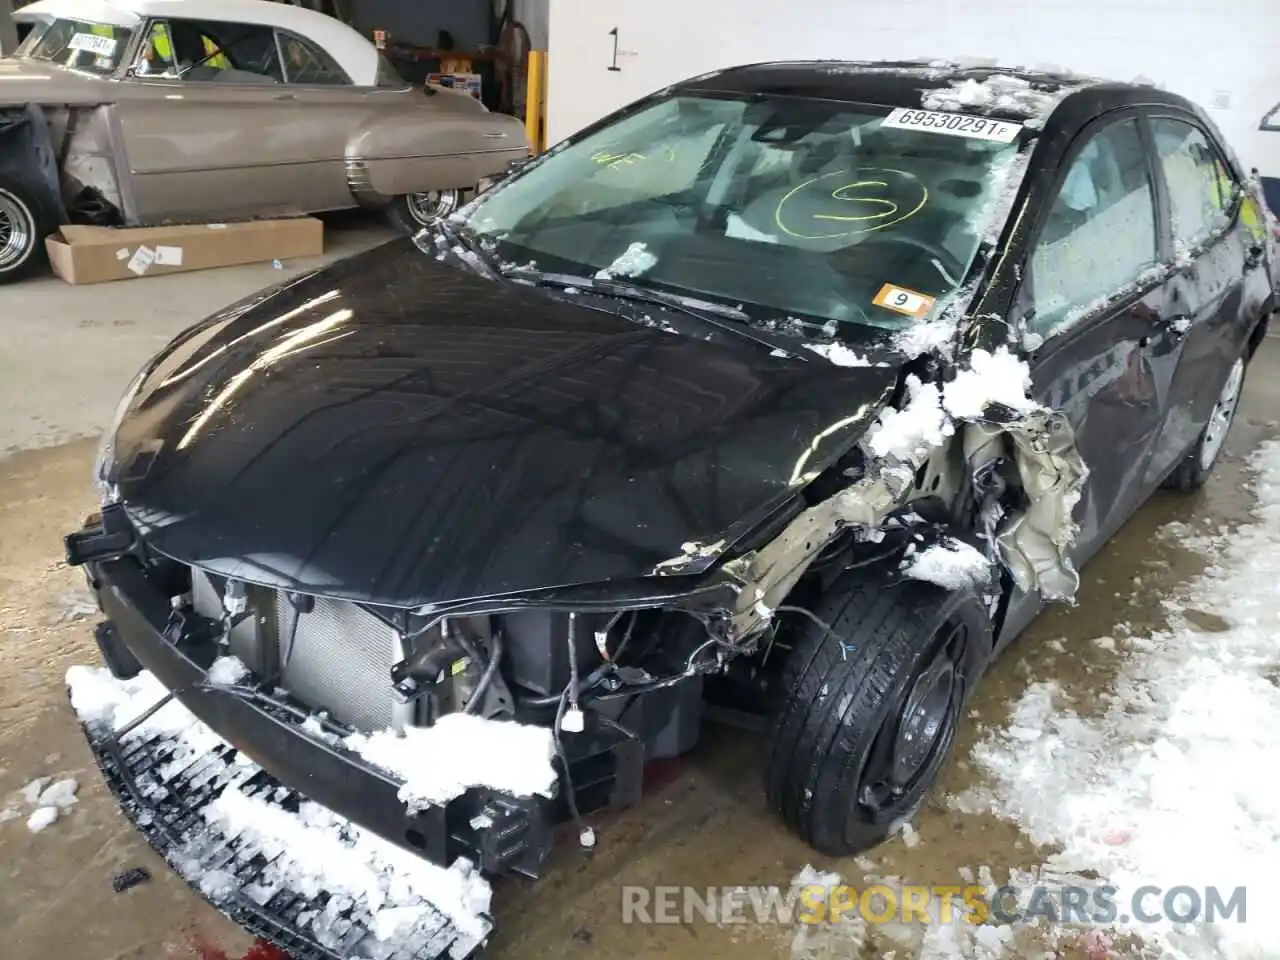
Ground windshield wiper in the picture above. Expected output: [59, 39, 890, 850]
[434, 219, 507, 281]
[507, 269, 808, 358]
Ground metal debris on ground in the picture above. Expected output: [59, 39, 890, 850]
[111, 866, 152, 893]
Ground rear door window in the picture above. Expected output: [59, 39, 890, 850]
[1150, 118, 1236, 252]
[277, 31, 350, 85]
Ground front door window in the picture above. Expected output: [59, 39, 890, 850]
[133, 19, 283, 83]
[1026, 119, 1161, 339]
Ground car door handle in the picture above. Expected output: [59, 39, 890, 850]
[482, 132, 508, 139]
[273, 93, 297, 101]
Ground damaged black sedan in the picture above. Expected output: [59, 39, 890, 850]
[63, 61, 1274, 959]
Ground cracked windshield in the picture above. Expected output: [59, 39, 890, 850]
[463, 93, 1021, 332]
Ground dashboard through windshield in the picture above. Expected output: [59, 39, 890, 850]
[16, 17, 134, 76]
[462, 93, 1025, 334]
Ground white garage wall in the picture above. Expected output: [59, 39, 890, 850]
[546, 0, 1280, 176]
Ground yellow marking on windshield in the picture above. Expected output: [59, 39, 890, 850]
[775, 169, 927, 240]
[592, 150, 645, 166]
[812, 180, 897, 221]
[591, 144, 678, 168]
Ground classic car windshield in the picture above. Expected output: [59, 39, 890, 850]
[16, 17, 134, 76]
[463, 94, 1025, 332]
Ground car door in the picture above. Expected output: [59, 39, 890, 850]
[995, 113, 1178, 646]
[265, 29, 377, 203]
[1142, 114, 1270, 483]
[111, 18, 349, 223]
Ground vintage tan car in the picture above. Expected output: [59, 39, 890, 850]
[0, 0, 530, 282]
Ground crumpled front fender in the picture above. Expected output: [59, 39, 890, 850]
[965, 408, 1088, 602]
[720, 396, 1089, 639]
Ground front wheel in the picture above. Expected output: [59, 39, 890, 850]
[383, 189, 463, 233]
[763, 572, 990, 856]
[0, 176, 53, 284]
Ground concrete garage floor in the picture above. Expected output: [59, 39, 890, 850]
[0, 218, 1276, 959]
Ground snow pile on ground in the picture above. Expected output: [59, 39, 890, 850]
[951, 439, 1280, 959]
[66, 665, 496, 955]
[345, 712, 559, 813]
[206, 655, 249, 686]
[27, 806, 60, 833]
[13, 774, 81, 833]
[55, 590, 99, 623]
[903, 538, 992, 590]
[596, 242, 657, 279]
[786, 863, 1034, 960]
[19, 777, 50, 805]
[922, 74, 1081, 118]
[802, 341, 873, 367]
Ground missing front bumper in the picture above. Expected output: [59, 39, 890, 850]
[68, 543, 647, 959]
[81, 717, 482, 960]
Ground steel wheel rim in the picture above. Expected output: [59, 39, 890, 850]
[1199, 358, 1245, 471]
[405, 189, 459, 226]
[892, 656, 956, 784]
[0, 190, 34, 270]
[853, 619, 968, 826]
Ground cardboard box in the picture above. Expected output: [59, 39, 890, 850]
[45, 217, 325, 285]
[427, 71, 483, 100]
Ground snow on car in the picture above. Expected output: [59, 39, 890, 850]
[61, 60, 1274, 958]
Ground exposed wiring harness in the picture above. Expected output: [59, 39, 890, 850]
[553, 677, 594, 850]
[773, 604, 858, 659]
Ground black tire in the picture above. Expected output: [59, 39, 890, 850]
[382, 188, 464, 233]
[0, 172, 57, 284]
[764, 571, 990, 856]
[1162, 350, 1247, 493]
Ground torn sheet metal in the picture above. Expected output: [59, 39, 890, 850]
[964, 409, 1089, 601]
[721, 378, 1089, 639]
[722, 458, 912, 637]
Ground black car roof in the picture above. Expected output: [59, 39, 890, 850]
[671, 60, 1197, 127]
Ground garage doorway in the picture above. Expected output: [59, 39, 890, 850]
[289, 0, 548, 147]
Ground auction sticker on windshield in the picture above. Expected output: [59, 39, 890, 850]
[873, 282, 936, 319]
[67, 32, 117, 55]
[880, 107, 1020, 143]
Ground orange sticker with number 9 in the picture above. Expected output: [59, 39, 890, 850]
[873, 282, 936, 319]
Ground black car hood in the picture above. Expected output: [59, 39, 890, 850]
[109, 239, 899, 608]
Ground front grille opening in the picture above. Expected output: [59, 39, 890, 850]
[190, 568, 400, 732]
